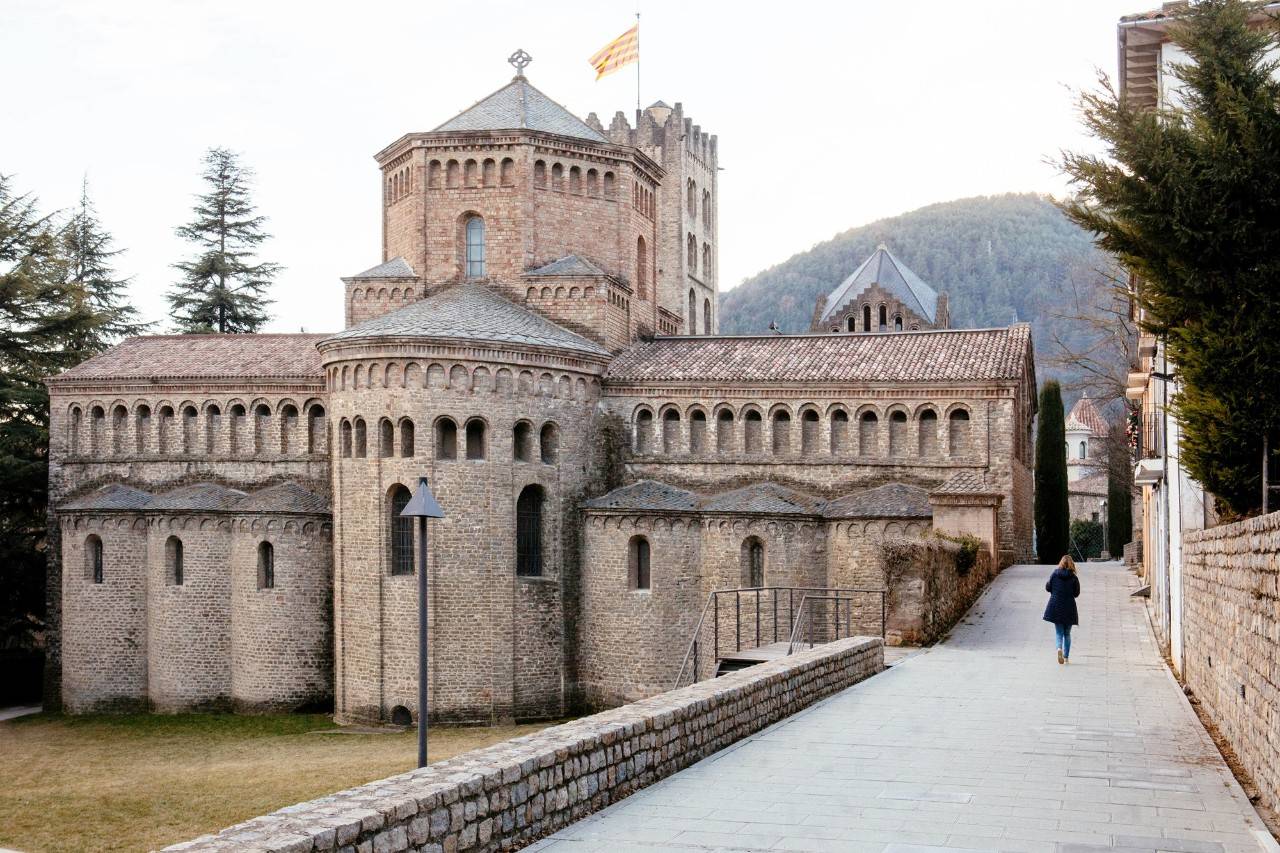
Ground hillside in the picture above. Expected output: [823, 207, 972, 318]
[718, 194, 1107, 387]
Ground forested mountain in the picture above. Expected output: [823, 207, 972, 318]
[719, 194, 1111, 392]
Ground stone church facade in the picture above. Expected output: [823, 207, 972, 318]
[45, 59, 1036, 723]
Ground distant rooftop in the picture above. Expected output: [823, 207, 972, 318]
[585, 480, 933, 520]
[347, 257, 416, 279]
[433, 75, 607, 143]
[61, 481, 329, 515]
[819, 244, 940, 324]
[48, 334, 328, 385]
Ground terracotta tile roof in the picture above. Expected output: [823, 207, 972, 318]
[1065, 395, 1109, 437]
[48, 334, 328, 385]
[606, 325, 1032, 385]
[59, 481, 330, 515]
[824, 483, 932, 519]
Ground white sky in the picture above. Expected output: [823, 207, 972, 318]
[2, 0, 1141, 334]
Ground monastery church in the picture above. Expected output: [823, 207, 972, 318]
[46, 56, 1036, 723]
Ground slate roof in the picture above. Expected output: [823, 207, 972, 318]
[1065, 395, 1109, 436]
[48, 334, 328, 384]
[606, 325, 1031, 385]
[699, 483, 822, 516]
[582, 481, 696, 512]
[323, 283, 611, 358]
[819, 244, 939, 324]
[526, 255, 607, 277]
[59, 481, 330, 515]
[433, 76, 607, 143]
[932, 471, 1001, 496]
[347, 257, 415, 279]
[823, 483, 932, 519]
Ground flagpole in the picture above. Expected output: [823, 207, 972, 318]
[635, 10, 641, 114]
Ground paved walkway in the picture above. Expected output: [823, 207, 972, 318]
[532, 562, 1275, 853]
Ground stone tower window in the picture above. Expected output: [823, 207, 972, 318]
[389, 485, 413, 576]
[379, 418, 394, 458]
[634, 409, 653, 453]
[205, 405, 221, 454]
[464, 159, 478, 187]
[89, 405, 105, 455]
[703, 298, 711, 334]
[687, 179, 696, 218]
[158, 405, 174, 455]
[846, 316, 856, 332]
[919, 409, 939, 457]
[534, 160, 546, 188]
[689, 410, 707, 455]
[586, 168, 598, 196]
[889, 410, 908, 456]
[949, 409, 971, 457]
[308, 404, 326, 455]
[551, 163, 563, 191]
[636, 236, 648, 300]
[166, 536, 184, 586]
[1079, 440, 1088, 459]
[569, 166, 581, 194]
[353, 417, 367, 458]
[662, 409, 681, 455]
[86, 534, 103, 584]
[862, 304, 872, 332]
[427, 160, 441, 188]
[772, 410, 792, 455]
[859, 411, 879, 456]
[399, 419, 414, 457]
[688, 289, 697, 334]
[894, 315, 903, 332]
[435, 418, 458, 460]
[280, 404, 298, 455]
[741, 537, 765, 588]
[69, 406, 82, 455]
[257, 541, 275, 590]
[744, 410, 763, 454]
[514, 421, 533, 462]
[703, 189, 712, 227]
[539, 422, 558, 464]
[482, 158, 496, 187]
[879, 305, 888, 329]
[446, 160, 460, 188]
[340, 419, 352, 458]
[111, 405, 127, 456]
[515, 484, 544, 577]
[687, 233, 697, 273]
[716, 409, 735, 453]
[702, 243, 711, 279]
[500, 158, 514, 186]
[182, 405, 198, 455]
[831, 409, 849, 453]
[228, 404, 245, 455]
[465, 216, 486, 279]
[628, 535, 651, 590]
[465, 419, 486, 460]
[134, 404, 150, 454]
[253, 404, 271, 455]
[801, 409, 820, 454]
[603, 171, 615, 199]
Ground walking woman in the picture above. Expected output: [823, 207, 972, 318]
[1044, 555, 1080, 664]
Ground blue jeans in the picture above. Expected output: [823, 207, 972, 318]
[1055, 623, 1072, 659]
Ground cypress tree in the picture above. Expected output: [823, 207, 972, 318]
[1059, 0, 1280, 516]
[168, 147, 279, 333]
[1035, 380, 1070, 563]
[1107, 460, 1133, 558]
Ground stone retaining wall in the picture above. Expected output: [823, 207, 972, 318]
[1182, 511, 1280, 815]
[163, 636, 883, 853]
[881, 537, 995, 646]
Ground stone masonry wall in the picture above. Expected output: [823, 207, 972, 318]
[880, 537, 995, 646]
[1181, 511, 1280, 815]
[163, 636, 883, 853]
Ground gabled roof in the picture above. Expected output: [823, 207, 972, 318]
[147, 482, 248, 511]
[347, 257, 415, 279]
[819, 244, 939, 324]
[62, 484, 154, 512]
[605, 325, 1032, 385]
[47, 334, 328, 385]
[58, 481, 330, 515]
[433, 76, 607, 143]
[1065, 395, 1109, 437]
[823, 483, 932, 519]
[525, 255, 607, 277]
[323, 283, 610, 359]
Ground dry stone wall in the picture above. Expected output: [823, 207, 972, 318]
[163, 636, 882, 853]
[1181, 511, 1280, 815]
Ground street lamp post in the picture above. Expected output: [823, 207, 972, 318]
[400, 475, 445, 768]
[1100, 498, 1108, 558]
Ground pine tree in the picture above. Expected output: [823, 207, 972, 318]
[1060, 0, 1280, 516]
[62, 177, 149, 350]
[1035, 380, 1070, 563]
[168, 148, 279, 333]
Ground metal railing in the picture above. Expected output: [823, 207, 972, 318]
[1138, 411, 1164, 460]
[786, 593, 874, 653]
[672, 586, 887, 690]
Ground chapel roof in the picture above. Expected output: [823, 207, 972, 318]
[699, 483, 823, 515]
[823, 483, 932, 519]
[584, 480, 934, 520]
[1065, 395, 1109, 437]
[322, 282, 610, 359]
[931, 471, 1002, 497]
[47, 334, 329, 385]
[582, 480, 697, 512]
[60, 481, 330, 515]
[525, 255, 607, 277]
[605, 325, 1032, 385]
[818, 244, 940, 324]
[347, 257, 416, 279]
[432, 76, 608, 143]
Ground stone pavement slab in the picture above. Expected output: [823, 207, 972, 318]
[531, 562, 1276, 853]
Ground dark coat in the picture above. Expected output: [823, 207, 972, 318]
[1043, 568, 1080, 626]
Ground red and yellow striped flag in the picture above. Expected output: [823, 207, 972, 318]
[589, 24, 639, 80]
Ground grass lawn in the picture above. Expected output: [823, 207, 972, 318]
[0, 712, 558, 853]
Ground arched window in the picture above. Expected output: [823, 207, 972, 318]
[308, 404, 326, 454]
[465, 216, 485, 278]
[280, 404, 298, 455]
[88, 405, 104, 454]
[227, 404, 244, 455]
[514, 421, 533, 462]
[859, 411, 879, 455]
[863, 304, 872, 332]
[379, 418, 394, 458]
[846, 316, 856, 332]
[134, 405, 150, 454]
[427, 160, 441, 188]
[894, 315, 903, 332]
[353, 417, 367, 458]
[687, 233, 697, 273]
[500, 157, 514, 186]
[69, 406, 82, 455]
[919, 410, 939, 457]
[569, 165, 581, 193]
[702, 243, 711, 279]
[253, 403, 271, 455]
[889, 410, 908, 456]
[949, 409, 971, 457]
[741, 537, 764, 588]
[801, 409, 820, 454]
[716, 410, 735, 453]
[183, 405, 199, 454]
[586, 168, 599, 196]
[204, 405, 221, 454]
[515, 485, 544, 577]
[878, 305, 888, 329]
[703, 298, 711, 334]
[635, 409, 653, 453]
[662, 409, 681, 455]
[629, 535, 651, 590]
[603, 171, 615, 198]
[534, 160, 546, 188]
[688, 289, 697, 334]
[111, 405, 127, 455]
[257, 542, 275, 589]
[400, 419, 415, 457]
[636, 236, 648, 300]
[158, 405, 174, 454]
[389, 485, 413, 575]
[744, 410, 763, 453]
[465, 419, 486, 460]
[1079, 440, 1088, 459]
[482, 158, 496, 187]
[551, 163, 563, 190]
[436, 418, 457, 460]
[689, 410, 707, 454]
[539, 422, 558, 464]
[687, 179, 696, 217]
[703, 189, 712, 225]
[772, 410, 792, 454]
[831, 409, 849, 453]
[340, 419, 353, 458]
[166, 536, 184, 585]
[86, 534, 103, 584]
[463, 159, 478, 187]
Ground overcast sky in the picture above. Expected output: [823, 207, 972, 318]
[3, 0, 1142, 334]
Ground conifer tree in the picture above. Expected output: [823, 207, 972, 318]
[1035, 380, 1070, 563]
[1107, 455, 1133, 557]
[61, 177, 149, 350]
[168, 148, 279, 333]
[1060, 0, 1280, 516]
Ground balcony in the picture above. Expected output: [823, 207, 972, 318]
[1137, 411, 1164, 460]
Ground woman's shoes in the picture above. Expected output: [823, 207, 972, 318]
[1057, 649, 1065, 665]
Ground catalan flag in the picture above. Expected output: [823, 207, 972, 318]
[589, 24, 639, 80]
